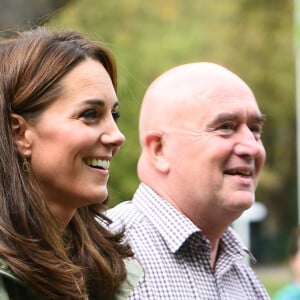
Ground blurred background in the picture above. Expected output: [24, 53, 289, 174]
[0, 0, 296, 296]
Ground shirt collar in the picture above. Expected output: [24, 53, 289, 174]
[133, 183, 203, 253]
[222, 227, 257, 263]
[133, 183, 254, 261]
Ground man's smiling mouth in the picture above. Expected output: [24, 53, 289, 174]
[224, 168, 253, 177]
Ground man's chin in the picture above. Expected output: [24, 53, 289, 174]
[229, 193, 255, 212]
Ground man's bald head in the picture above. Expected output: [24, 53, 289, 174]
[139, 62, 255, 145]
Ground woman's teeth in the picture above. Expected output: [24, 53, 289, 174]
[86, 159, 110, 170]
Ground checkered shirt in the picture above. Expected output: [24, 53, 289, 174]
[107, 183, 270, 300]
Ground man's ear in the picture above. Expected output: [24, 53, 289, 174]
[143, 131, 170, 173]
[10, 113, 33, 155]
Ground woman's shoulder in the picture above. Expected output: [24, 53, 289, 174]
[0, 259, 22, 300]
[0, 258, 43, 300]
[110, 259, 144, 300]
[0, 258, 22, 283]
[0, 273, 10, 300]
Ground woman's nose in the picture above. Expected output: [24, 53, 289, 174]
[100, 118, 126, 150]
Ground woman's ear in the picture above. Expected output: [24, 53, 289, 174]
[143, 131, 170, 173]
[10, 113, 33, 155]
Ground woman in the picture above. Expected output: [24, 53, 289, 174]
[0, 27, 141, 299]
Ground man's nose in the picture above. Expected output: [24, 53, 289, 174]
[234, 125, 265, 159]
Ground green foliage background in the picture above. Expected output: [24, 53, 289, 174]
[49, 0, 295, 262]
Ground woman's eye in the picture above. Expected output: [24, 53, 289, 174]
[79, 109, 98, 120]
[112, 110, 120, 122]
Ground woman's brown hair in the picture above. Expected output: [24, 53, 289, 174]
[0, 26, 132, 299]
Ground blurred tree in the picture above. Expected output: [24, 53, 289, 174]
[49, 0, 294, 262]
[0, 0, 69, 29]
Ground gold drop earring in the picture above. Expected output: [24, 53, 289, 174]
[22, 156, 30, 173]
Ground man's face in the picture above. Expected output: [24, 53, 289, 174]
[164, 80, 266, 221]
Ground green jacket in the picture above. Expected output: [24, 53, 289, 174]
[0, 259, 143, 300]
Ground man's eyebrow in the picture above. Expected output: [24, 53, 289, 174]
[207, 113, 239, 126]
[250, 114, 267, 124]
[207, 113, 267, 126]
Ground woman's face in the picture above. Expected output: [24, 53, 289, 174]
[26, 58, 125, 222]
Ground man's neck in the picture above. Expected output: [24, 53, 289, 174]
[210, 239, 220, 269]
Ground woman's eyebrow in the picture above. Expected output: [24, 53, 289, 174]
[82, 99, 120, 108]
[82, 99, 105, 106]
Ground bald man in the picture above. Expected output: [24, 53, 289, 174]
[107, 63, 270, 299]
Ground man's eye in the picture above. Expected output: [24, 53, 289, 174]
[250, 124, 262, 133]
[218, 122, 235, 131]
[79, 109, 98, 120]
[250, 125, 263, 139]
[112, 110, 120, 122]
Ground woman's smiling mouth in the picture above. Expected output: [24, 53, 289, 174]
[85, 158, 110, 170]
